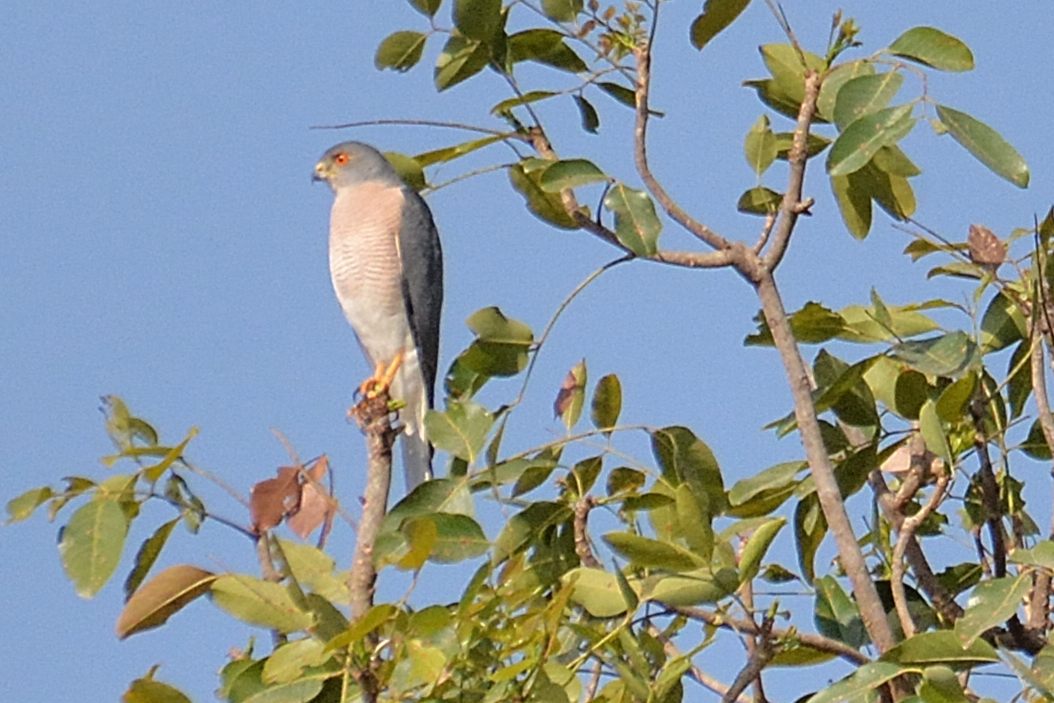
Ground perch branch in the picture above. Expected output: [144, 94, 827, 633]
[891, 470, 950, 638]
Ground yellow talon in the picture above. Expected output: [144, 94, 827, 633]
[358, 351, 405, 399]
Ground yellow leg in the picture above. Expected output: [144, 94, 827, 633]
[358, 351, 405, 399]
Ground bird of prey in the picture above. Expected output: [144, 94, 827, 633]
[313, 141, 443, 491]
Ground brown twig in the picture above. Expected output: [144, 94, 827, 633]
[754, 273, 896, 653]
[573, 496, 601, 568]
[891, 470, 950, 638]
[869, 471, 964, 623]
[723, 617, 774, 703]
[762, 70, 820, 271]
[631, 44, 735, 255]
[346, 390, 398, 702]
[647, 625, 751, 703]
[1029, 338, 1054, 630]
[666, 604, 870, 666]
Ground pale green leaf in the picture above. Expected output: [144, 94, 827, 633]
[59, 498, 128, 598]
[888, 26, 974, 72]
[936, 104, 1029, 188]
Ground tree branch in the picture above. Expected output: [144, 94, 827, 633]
[762, 70, 820, 270]
[346, 390, 397, 702]
[1029, 337, 1054, 630]
[667, 604, 870, 666]
[632, 43, 734, 254]
[891, 470, 950, 638]
[754, 273, 897, 653]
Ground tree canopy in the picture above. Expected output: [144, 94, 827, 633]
[8, 2, 1054, 702]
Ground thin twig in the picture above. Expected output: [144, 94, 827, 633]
[648, 625, 751, 703]
[632, 42, 734, 255]
[1029, 337, 1054, 630]
[762, 71, 821, 271]
[891, 471, 950, 638]
[573, 496, 601, 568]
[310, 118, 521, 139]
[665, 604, 870, 666]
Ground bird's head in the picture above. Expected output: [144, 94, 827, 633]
[312, 141, 401, 191]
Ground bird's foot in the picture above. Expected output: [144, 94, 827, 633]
[357, 352, 405, 399]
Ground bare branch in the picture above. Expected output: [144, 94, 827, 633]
[632, 43, 733, 253]
[891, 470, 950, 638]
[667, 604, 870, 666]
[762, 70, 821, 270]
[1029, 338, 1054, 630]
[573, 496, 601, 568]
[754, 273, 897, 652]
[346, 390, 398, 702]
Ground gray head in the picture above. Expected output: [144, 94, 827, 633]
[312, 141, 402, 191]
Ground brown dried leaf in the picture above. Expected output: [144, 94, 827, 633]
[968, 224, 1006, 268]
[288, 457, 332, 539]
[250, 467, 300, 533]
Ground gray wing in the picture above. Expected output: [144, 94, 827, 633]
[397, 187, 443, 407]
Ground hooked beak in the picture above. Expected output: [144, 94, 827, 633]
[312, 161, 328, 183]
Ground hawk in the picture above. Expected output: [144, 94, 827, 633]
[313, 141, 442, 490]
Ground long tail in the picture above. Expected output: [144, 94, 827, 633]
[393, 357, 433, 491]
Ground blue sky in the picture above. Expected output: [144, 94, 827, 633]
[3, 2, 1053, 700]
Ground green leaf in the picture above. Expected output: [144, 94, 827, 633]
[814, 575, 867, 647]
[603, 532, 706, 571]
[830, 172, 872, 238]
[591, 373, 622, 433]
[744, 114, 777, 175]
[490, 90, 558, 115]
[375, 31, 428, 72]
[773, 132, 831, 160]
[759, 44, 826, 107]
[6, 485, 54, 523]
[919, 399, 952, 466]
[453, 0, 502, 41]
[674, 484, 713, 560]
[954, 574, 1031, 646]
[980, 292, 1026, 351]
[794, 494, 826, 583]
[425, 401, 493, 464]
[507, 29, 586, 72]
[391, 639, 448, 693]
[891, 331, 976, 377]
[872, 145, 921, 176]
[644, 568, 738, 606]
[918, 665, 971, 703]
[816, 59, 874, 121]
[936, 104, 1029, 188]
[736, 186, 782, 216]
[383, 152, 427, 192]
[803, 662, 907, 703]
[59, 498, 128, 598]
[604, 183, 661, 256]
[832, 72, 904, 130]
[275, 539, 349, 604]
[461, 306, 534, 377]
[888, 26, 974, 72]
[689, 0, 751, 50]
[651, 426, 727, 513]
[727, 462, 805, 518]
[738, 517, 785, 583]
[508, 162, 577, 229]
[881, 631, 999, 666]
[538, 159, 608, 192]
[607, 467, 646, 496]
[415, 134, 504, 167]
[116, 564, 216, 639]
[857, 161, 916, 221]
[935, 372, 976, 423]
[262, 639, 329, 685]
[124, 517, 180, 599]
[573, 95, 599, 134]
[418, 513, 489, 563]
[409, 0, 442, 17]
[434, 35, 489, 91]
[242, 680, 324, 703]
[123, 678, 192, 703]
[210, 574, 314, 633]
[563, 567, 631, 617]
[554, 359, 587, 431]
[541, 0, 582, 22]
[597, 81, 636, 109]
[827, 104, 915, 176]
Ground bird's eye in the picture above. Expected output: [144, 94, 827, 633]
[334, 152, 350, 165]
